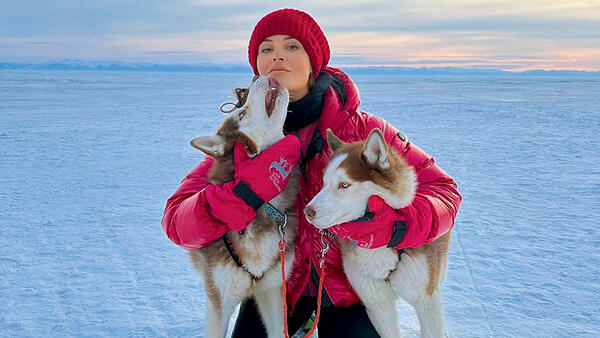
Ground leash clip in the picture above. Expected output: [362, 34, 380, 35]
[278, 214, 288, 252]
[320, 230, 331, 258]
[265, 202, 287, 231]
[278, 213, 288, 242]
[266, 202, 288, 252]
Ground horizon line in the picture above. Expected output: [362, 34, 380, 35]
[1, 60, 599, 75]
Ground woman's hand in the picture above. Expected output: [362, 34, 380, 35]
[232, 135, 300, 208]
[205, 135, 301, 231]
[328, 195, 407, 249]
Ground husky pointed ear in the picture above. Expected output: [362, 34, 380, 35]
[326, 129, 344, 153]
[190, 134, 226, 156]
[362, 128, 391, 169]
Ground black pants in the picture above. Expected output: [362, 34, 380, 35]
[231, 296, 380, 337]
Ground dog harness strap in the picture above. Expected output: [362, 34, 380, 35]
[387, 221, 407, 248]
[222, 235, 243, 268]
[222, 234, 264, 281]
[233, 181, 264, 210]
[349, 205, 375, 222]
[264, 202, 286, 227]
[384, 248, 404, 283]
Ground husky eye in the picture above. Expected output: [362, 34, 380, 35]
[338, 181, 351, 189]
[239, 111, 245, 121]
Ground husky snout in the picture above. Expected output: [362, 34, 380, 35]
[190, 75, 290, 157]
[304, 205, 316, 219]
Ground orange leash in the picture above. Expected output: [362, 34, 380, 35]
[272, 206, 290, 338]
[304, 230, 332, 337]
[304, 257, 326, 338]
[278, 221, 331, 338]
[279, 240, 289, 338]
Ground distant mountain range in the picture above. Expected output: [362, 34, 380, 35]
[0, 60, 249, 73]
[1, 60, 598, 76]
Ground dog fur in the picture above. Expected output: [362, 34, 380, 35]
[305, 128, 450, 338]
[188, 76, 299, 338]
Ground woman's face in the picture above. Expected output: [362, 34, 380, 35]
[257, 35, 312, 102]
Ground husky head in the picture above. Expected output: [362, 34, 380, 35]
[190, 76, 289, 157]
[304, 128, 418, 229]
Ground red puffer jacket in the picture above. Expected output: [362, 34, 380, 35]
[161, 66, 462, 312]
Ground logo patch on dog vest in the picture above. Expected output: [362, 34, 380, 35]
[269, 156, 293, 192]
[346, 234, 375, 249]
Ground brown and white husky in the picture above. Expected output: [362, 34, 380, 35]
[188, 76, 299, 338]
[305, 128, 450, 338]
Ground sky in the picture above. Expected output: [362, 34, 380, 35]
[1, 0, 599, 71]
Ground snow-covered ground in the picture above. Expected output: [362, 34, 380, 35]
[1, 70, 598, 337]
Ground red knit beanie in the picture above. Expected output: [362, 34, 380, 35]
[248, 8, 330, 77]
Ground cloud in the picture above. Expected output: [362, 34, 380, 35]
[1, 1, 598, 70]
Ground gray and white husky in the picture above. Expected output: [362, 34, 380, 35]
[305, 129, 450, 338]
[188, 76, 299, 338]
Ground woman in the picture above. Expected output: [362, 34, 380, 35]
[162, 8, 462, 337]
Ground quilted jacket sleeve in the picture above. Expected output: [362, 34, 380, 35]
[161, 157, 229, 251]
[365, 114, 462, 248]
